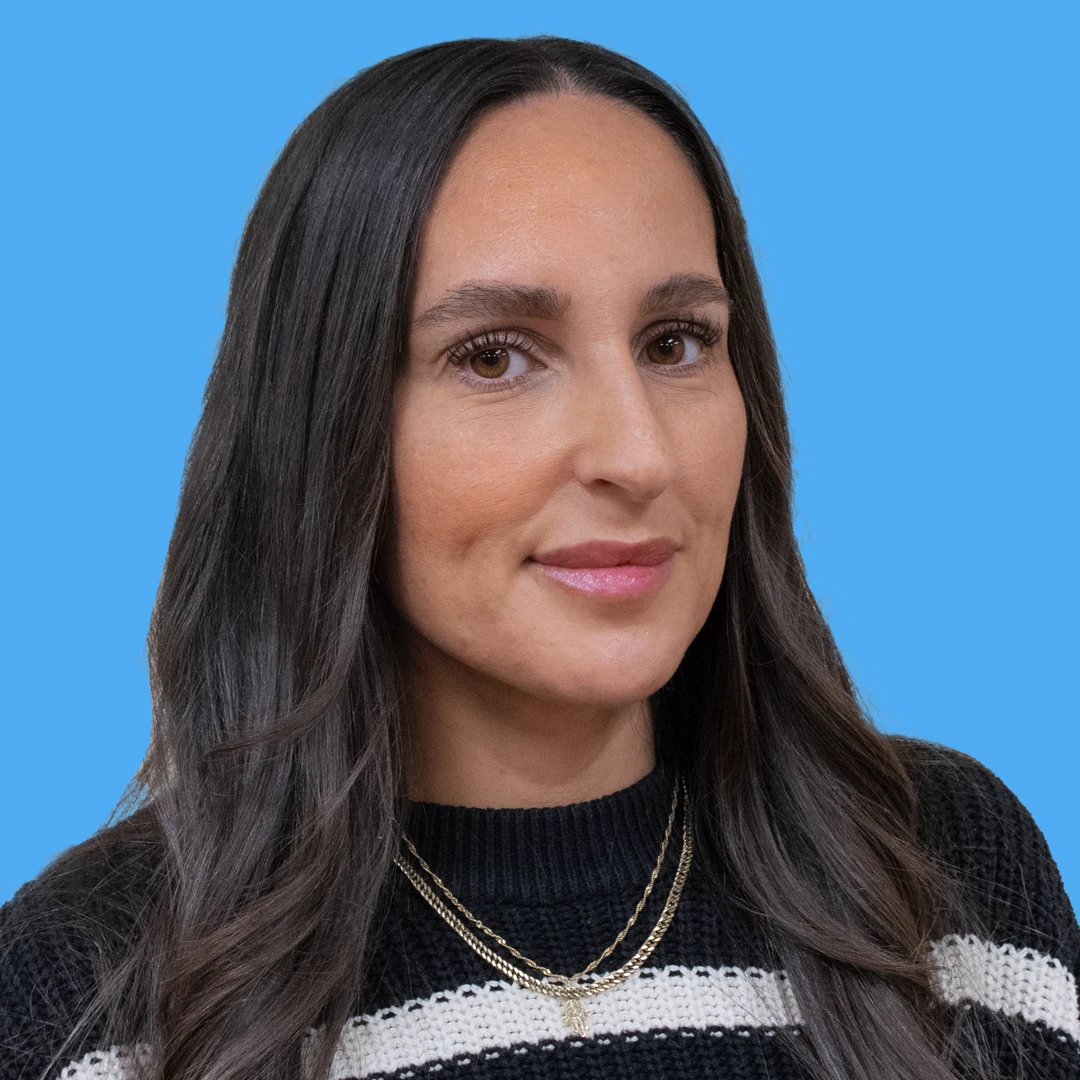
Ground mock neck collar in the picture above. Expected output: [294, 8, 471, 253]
[402, 762, 675, 904]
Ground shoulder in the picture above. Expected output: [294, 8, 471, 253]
[889, 737, 1080, 1057]
[0, 805, 161, 956]
[891, 734, 1046, 851]
[0, 808, 161, 1080]
[888, 734, 1079, 962]
[889, 735, 1066, 882]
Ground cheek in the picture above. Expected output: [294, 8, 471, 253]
[389, 399, 553, 614]
[670, 388, 747, 588]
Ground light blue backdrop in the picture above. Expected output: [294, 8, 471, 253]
[2, 0, 1076, 904]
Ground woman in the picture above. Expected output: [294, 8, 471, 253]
[0, 34, 1076, 1080]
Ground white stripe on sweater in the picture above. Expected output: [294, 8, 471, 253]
[310, 963, 801, 1079]
[931, 934, 1079, 1040]
[57, 937, 1080, 1080]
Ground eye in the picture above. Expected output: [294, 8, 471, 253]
[465, 345, 528, 380]
[446, 328, 535, 389]
[641, 318, 722, 370]
[645, 331, 701, 367]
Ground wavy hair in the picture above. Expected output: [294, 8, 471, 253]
[46, 34, 1006, 1080]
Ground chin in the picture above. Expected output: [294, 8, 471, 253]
[527, 655, 682, 706]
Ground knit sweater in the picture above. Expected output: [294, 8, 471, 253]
[1, 738, 1078, 1080]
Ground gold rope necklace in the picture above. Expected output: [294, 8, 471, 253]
[393, 777, 693, 1036]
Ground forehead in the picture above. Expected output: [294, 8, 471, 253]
[412, 93, 718, 305]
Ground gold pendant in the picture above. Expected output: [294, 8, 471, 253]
[561, 996, 590, 1036]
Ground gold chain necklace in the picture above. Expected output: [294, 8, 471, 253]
[393, 777, 693, 1036]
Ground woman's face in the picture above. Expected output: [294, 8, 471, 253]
[391, 93, 746, 708]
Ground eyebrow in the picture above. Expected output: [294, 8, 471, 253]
[411, 272, 730, 332]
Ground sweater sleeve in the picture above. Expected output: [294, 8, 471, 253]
[897, 737, 1080, 1076]
[0, 876, 104, 1080]
[0, 815, 159, 1080]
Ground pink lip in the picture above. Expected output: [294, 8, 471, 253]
[529, 538, 678, 599]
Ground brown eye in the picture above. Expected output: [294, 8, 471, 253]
[470, 348, 511, 378]
[447, 331, 534, 387]
[646, 333, 688, 366]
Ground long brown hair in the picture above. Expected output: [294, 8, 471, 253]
[44, 35, 1004, 1080]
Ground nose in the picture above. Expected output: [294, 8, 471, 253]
[568, 353, 676, 503]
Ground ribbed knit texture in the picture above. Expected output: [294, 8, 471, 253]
[1, 738, 1078, 1079]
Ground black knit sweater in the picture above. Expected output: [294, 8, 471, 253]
[2, 738, 1078, 1079]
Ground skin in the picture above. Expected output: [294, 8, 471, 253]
[389, 92, 747, 808]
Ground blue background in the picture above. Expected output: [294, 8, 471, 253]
[2, 1, 1076, 904]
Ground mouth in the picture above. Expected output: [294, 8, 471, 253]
[528, 538, 678, 600]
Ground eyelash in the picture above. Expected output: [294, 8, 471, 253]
[445, 317, 724, 392]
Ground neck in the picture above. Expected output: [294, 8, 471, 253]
[403, 637, 655, 808]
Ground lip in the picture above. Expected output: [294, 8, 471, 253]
[529, 538, 679, 600]
[531, 538, 679, 568]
